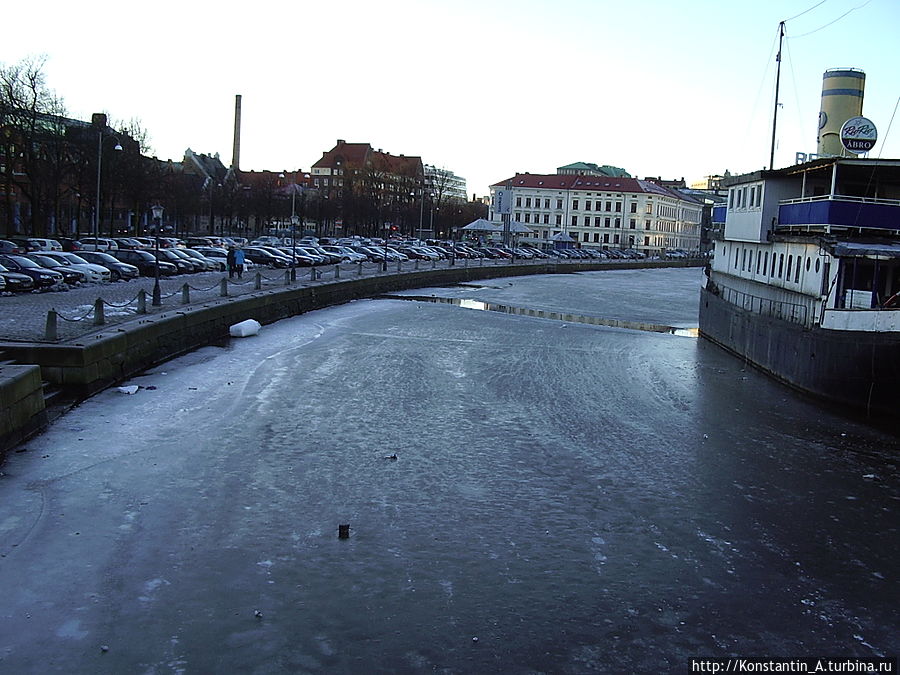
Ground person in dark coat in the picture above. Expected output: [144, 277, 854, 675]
[227, 247, 237, 278]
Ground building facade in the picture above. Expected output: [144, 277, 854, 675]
[489, 173, 702, 254]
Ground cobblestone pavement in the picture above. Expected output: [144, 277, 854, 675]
[0, 257, 542, 343]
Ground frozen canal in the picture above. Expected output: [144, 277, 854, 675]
[0, 267, 896, 673]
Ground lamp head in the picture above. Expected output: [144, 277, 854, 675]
[151, 204, 164, 220]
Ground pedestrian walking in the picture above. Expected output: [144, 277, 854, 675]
[234, 247, 245, 279]
[227, 247, 237, 279]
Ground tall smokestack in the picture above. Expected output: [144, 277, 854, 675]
[817, 69, 865, 157]
[232, 94, 242, 171]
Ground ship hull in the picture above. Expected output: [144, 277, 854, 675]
[699, 287, 900, 418]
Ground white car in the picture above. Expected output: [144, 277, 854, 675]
[39, 252, 112, 283]
[79, 237, 119, 252]
[320, 245, 367, 263]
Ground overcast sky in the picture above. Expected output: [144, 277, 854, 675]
[4, 0, 899, 197]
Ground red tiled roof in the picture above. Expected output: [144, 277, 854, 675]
[312, 140, 422, 177]
[490, 173, 690, 200]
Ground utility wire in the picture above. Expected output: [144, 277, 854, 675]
[791, 0, 871, 38]
[876, 97, 899, 159]
[784, 0, 827, 23]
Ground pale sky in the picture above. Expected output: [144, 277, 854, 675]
[4, 0, 899, 197]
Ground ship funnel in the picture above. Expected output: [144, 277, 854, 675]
[817, 68, 865, 157]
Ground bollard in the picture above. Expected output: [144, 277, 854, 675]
[465, 256, 469, 268]
[338, 524, 350, 539]
[181, 283, 190, 304]
[358, 262, 363, 276]
[137, 289, 147, 314]
[44, 309, 58, 341]
[397, 260, 402, 272]
[220, 278, 229, 297]
[431, 259, 436, 269]
[93, 298, 105, 326]
[255, 272, 262, 290]
[414, 259, 419, 270]
[284, 270, 291, 286]
[310, 267, 318, 281]
[334, 264, 340, 279]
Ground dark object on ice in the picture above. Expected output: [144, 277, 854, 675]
[338, 524, 350, 539]
[384, 454, 398, 460]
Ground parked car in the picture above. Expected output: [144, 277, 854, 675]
[158, 249, 201, 273]
[26, 238, 64, 252]
[179, 248, 219, 272]
[0, 263, 35, 292]
[0, 254, 65, 289]
[320, 245, 367, 263]
[0, 239, 27, 255]
[35, 252, 112, 283]
[28, 255, 86, 285]
[58, 238, 86, 252]
[9, 238, 43, 253]
[113, 249, 178, 277]
[78, 237, 119, 252]
[243, 247, 290, 268]
[77, 251, 140, 281]
[113, 237, 147, 250]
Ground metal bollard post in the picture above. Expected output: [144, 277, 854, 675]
[358, 262, 363, 276]
[414, 259, 419, 270]
[431, 259, 436, 269]
[137, 289, 147, 314]
[93, 298, 105, 326]
[181, 283, 190, 304]
[220, 278, 229, 297]
[310, 267, 317, 281]
[397, 260, 402, 272]
[334, 264, 340, 279]
[255, 272, 262, 290]
[284, 270, 291, 286]
[44, 309, 58, 341]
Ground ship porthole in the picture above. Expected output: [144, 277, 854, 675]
[815, 258, 821, 273]
[806, 257, 811, 271]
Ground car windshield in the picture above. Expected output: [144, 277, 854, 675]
[87, 252, 118, 263]
[33, 256, 63, 268]
[8, 256, 40, 268]
[61, 253, 89, 264]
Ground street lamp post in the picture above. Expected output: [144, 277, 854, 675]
[151, 204, 164, 306]
[95, 130, 123, 239]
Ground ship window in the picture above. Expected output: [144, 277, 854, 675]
[795, 260, 801, 283]
[764, 252, 769, 275]
[815, 258, 821, 273]
[778, 253, 784, 278]
[748, 249, 753, 272]
[806, 257, 811, 272]
[787, 255, 793, 280]
[734, 248, 739, 268]
[756, 251, 762, 274]
[742, 248, 747, 271]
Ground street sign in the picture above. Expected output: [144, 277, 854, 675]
[494, 189, 512, 215]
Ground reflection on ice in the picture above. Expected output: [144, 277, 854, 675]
[385, 294, 698, 337]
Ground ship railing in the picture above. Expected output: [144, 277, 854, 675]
[780, 194, 900, 207]
[720, 285, 810, 327]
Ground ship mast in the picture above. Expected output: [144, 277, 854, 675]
[769, 21, 785, 170]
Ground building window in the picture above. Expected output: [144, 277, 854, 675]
[544, 199, 550, 209]
[629, 219, 636, 229]
[571, 215, 577, 226]
[572, 199, 579, 210]
[644, 219, 651, 230]
[595, 217, 602, 226]
[604, 233, 610, 243]
[583, 232, 590, 242]
[644, 236, 650, 246]
[585, 200, 592, 211]
[630, 202, 637, 213]
[594, 233, 600, 242]
[605, 201, 612, 211]
[524, 213, 531, 223]
[556, 215, 562, 225]
[544, 214, 550, 224]
[516, 196, 522, 207]
[525, 197, 531, 208]
[615, 202, 622, 212]
[605, 217, 611, 227]
[557, 199, 563, 209]
[614, 217, 621, 227]
[646, 204, 653, 214]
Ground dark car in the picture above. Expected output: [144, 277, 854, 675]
[9, 238, 43, 253]
[0, 254, 64, 289]
[29, 254, 86, 285]
[0, 239, 28, 255]
[168, 249, 205, 273]
[152, 249, 196, 274]
[0, 263, 35, 292]
[78, 251, 140, 281]
[113, 237, 147, 250]
[243, 247, 290, 268]
[113, 249, 178, 277]
[58, 238, 85, 252]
